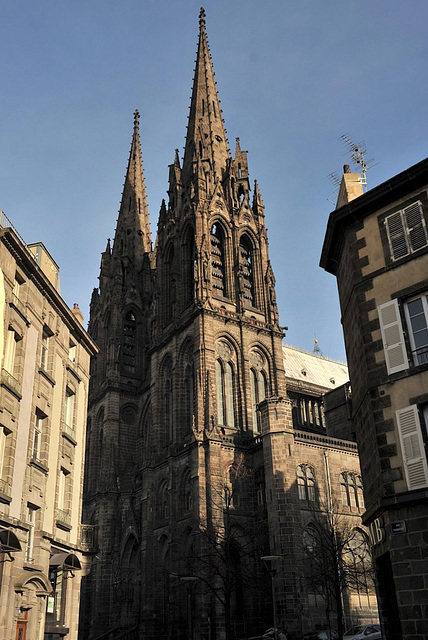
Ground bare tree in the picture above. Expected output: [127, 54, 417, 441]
[300, 500, 374, 639]
[184, 454, 270, 640]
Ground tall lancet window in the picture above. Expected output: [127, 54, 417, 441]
[211, 223, 227, 298]
[161, 356, 173, 446]
[122, 311, 137, 375]
[164, 245, 175, 323]
[249, 350, 269, 432]
[215, 341, 236, 429]
[239, 235, 255, 307]
[184, 364, 195, 432]
[182, 229, 195, 306]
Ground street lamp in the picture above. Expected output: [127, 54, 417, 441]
[181, 576, 198, 640]
[261, 556, 281, 640]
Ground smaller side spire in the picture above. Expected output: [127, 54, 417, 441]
[112, 110, 152, 267]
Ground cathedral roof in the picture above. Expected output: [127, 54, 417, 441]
[282, 343, 349, 392]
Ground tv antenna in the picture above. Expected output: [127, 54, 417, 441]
[340, 135, 376, 191]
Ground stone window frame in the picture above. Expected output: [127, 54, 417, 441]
[339, 471, 364, 509]
[210, 220, 230, 300]
[297, 463, 316, 502]
[378, 191, 428, 267]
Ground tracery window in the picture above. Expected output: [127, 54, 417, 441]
[297, 464, 316, 501]
[340, 472, 364, 509]
[239, 234, 255, 307]
[210, 223, 227, 297]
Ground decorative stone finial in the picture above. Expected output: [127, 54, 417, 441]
[134, 109, 140, 131]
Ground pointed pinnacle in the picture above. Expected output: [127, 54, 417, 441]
[134, 109, 140, 132]
[199, 7, 206, 27]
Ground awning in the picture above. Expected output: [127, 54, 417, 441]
[0, 528, 22, 552]
[49, 552, 81, 570]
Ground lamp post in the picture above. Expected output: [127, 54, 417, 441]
[181, 576, 198, 640]
[261, 556, 281, 640]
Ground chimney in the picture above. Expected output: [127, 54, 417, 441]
[336, 165, 364, 209]
[71, 303, 84, 325]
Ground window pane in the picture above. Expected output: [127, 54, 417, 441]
[413, 328, 428, 349]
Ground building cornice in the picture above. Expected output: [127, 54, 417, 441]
[0, 228, 98, 356]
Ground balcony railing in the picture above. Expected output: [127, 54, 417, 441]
[61, 421, 76, 440]
[0, 478, 11, 498]
[56, 509, 71, 528]
[1, 368, 21, 396]
[10, 293, 27, 318]
[413, 345, 428, 366]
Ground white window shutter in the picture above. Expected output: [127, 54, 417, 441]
[385, 211, 408, 260]
[404, 201, 428, 252]
[378, 300, 409, 374]
[396, 405, 428, 490]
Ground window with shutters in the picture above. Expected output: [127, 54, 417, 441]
[396, 405, 428, 491]
[378, 299, 409, 375]
[404, 294, 428, 366]
[384, 200, 428, 261]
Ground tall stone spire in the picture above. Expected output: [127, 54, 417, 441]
[182, 7, 230, 187]
[113, 110, 152, 266]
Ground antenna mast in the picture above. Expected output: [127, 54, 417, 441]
[340, 135, 374, 192]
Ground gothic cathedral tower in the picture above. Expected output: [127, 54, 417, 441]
[81, 9, 300, 640]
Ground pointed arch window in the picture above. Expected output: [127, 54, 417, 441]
[123, 311, 137, 374]
[250, 368, 267, 433]
[182, 230, 195, 305]
[184, 364, 195, 432]
[297, 464, 316, 501]
[164, 379, 173, 444]
[164, 245, 175, 323]
[340, 472, 365, 509]
[211, 223, 227, 298]
[216, 359, 235, 428]
[239, 235, 255, 307]
[182, 469, 193, 512]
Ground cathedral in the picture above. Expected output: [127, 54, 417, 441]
[80, 9, 377, 640]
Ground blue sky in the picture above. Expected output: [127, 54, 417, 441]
[1, 0, 427, 362]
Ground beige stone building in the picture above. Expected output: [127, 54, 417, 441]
[321, 160, 428, 640]
[80, 10, 378, 640]
[0, 212, 97, 639]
